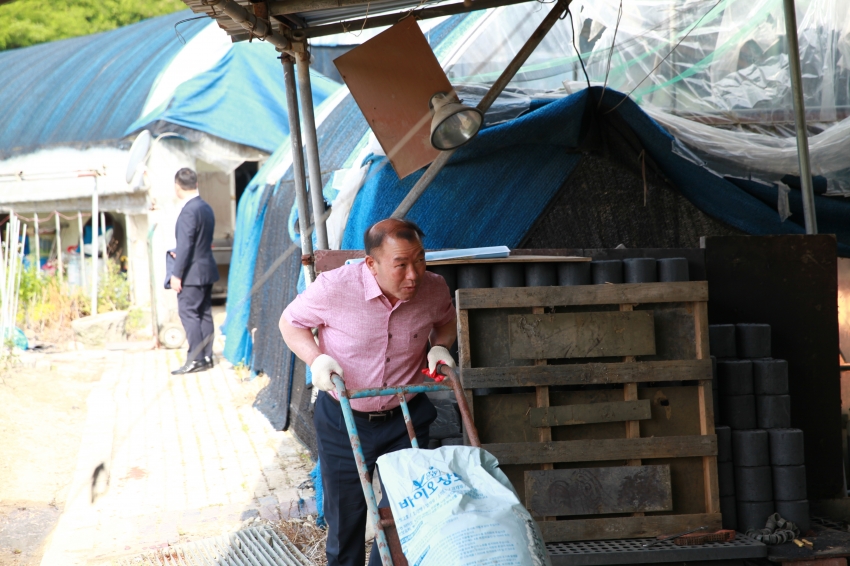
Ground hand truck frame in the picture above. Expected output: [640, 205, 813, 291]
[330, 364, 480, 566]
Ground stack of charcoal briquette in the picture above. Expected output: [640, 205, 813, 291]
[710, 323, 810, 534]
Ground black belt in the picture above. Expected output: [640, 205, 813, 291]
[327, 392, 416, 422]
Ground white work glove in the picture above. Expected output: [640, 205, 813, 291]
[427, 346, 456, 377]
[311, 354, 343, 392]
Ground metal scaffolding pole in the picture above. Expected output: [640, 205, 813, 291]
[783, 0, 817, 234]
[392, 0, 570, 219]
[295, 49, 329, 251]
[282, 54, 316, 283]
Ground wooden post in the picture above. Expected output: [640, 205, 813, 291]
[33, 213, 40, 278]
[77, 212, 87, 290]
[694, 300, 720, 515]
[621, 303, 644, 517]
[532, 306, 555, 521]
[457, 307, 475, 443]
[54, 212, 63, 284]
[91, 184, 98, 316]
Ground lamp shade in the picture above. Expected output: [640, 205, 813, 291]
[429, 92, 483, 150]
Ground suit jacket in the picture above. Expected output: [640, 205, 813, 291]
[172, 196, 220, 286]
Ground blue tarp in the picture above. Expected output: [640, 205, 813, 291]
[222, 174, 278, 366]
[0, 11, 207, 158]
[126, 41, 340, 153]
[342, 87, 850, 256]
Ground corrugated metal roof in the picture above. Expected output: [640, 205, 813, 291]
[0, 10, 207, 159]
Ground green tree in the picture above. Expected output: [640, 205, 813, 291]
[0, 0, 187, 51]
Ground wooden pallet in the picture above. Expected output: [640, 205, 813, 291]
[455, 281, 721, 542]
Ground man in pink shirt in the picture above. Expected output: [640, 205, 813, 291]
[280, 218, 457, 566]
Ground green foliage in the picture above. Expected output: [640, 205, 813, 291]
[97, 260, 131, 313]
[16, 260, 131, 342]
[0, 0, 187, 51]
[17, 264, 88, 341]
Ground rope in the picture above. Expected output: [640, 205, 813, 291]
[746, 513, 800, 545]
[598, 0, 623, 109]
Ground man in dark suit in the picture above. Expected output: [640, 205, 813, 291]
[170, 168, 220, 375]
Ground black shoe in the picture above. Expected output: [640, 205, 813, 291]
[171, 359, 209, 375]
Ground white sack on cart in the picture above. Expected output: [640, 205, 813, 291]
[377, 446, 551, 566]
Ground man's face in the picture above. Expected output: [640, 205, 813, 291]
[366, 235, 426, 303]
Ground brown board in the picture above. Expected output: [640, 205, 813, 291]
[509, 311, 656, 360]
[457, 281, 708, 310]
[333, 18, 448, 179]
[538, 513, 722, 543]
[485, 435, 717, 465]
[525, 465, 673, 516]
[529, 400, 652, 428]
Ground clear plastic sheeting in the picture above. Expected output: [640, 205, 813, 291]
[644, 106, 850, 194]
[446, 0, 850, 117]
[441, 0, 850, 193]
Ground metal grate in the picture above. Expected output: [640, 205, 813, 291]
[546, 536, 766, 566]
[120, 526, 314, 566]
[812, 515, 848, 531]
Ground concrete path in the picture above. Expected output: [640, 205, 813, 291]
[39, 349, 311, 565]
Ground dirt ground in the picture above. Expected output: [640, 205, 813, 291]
[0, 349, 119, 566]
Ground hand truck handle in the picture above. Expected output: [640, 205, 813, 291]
[331, 373, 346, 396]
[435, 364, 481, 448]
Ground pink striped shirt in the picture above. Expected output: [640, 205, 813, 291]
[283, 262, 455, 412]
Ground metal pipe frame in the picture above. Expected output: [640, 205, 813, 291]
[205, 0, 291, 50]
[397, 393, 419, 448]
[331, 368, 481, 566]
[392, 0, 570, 219]
[295, 49, 329, 250]
[345, 382, 451, 398]
[281, 54, 317, 283]
[783, 0, 817, 234]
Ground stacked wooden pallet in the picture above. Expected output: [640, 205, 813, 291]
[455, 281, 720, 542]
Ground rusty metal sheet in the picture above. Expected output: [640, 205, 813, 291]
[508, 311, 656, 360]
[525, 465, 673, 517]
[528, 400, 652, 428]
[333, 17, 449, 179]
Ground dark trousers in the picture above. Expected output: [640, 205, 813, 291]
[315, 391, 436, 566]
[177, 284, 214, 363]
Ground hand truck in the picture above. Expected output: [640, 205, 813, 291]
[330, 364, 480, 566]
